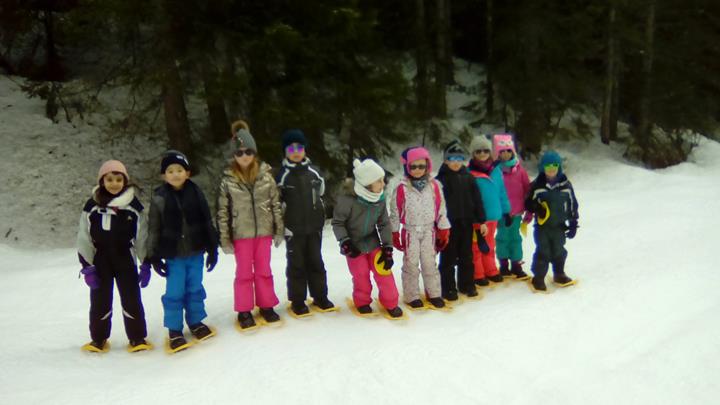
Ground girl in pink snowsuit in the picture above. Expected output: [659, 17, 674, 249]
[493, 134, 532, 280]
[390, 147, 451, 309]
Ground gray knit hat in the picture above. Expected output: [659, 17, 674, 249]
[233, 128, 257, 152]
[469, 135, 492, 153]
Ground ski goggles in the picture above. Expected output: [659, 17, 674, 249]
[234, 148, 256, 157]
[447, 156, 466, 162]
[408, 164, 427, 171]
[285, 144, 305, 154]
[473, 149, 491, 154]
[543, 163, 560, 169]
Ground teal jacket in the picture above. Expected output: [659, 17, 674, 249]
[468, 159, 511, 221]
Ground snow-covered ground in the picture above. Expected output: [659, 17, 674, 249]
[2, 73, 720, 404]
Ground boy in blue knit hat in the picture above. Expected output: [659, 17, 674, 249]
[276, 129, 335, 316]
[524, 150, 579, 292]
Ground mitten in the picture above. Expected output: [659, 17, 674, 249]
[80, 266, 100, 290]
[138, 260, 151, 288]
[376, 246, 394, 270]
[392, 232, 404, 252]
[340, 239, 361, 258]
[566, 220, 578, 239]
[205, 248, 218, 272]
[475, 230, 490, 254]
[435, 228, 450, 251]
[273, 235, 284, 248]
[151, 257, 168, 277]
[503, 213, 513, 227]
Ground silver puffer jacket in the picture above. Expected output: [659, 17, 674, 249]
[216, 162, 284, 251]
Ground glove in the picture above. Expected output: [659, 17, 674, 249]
[566, 220, 578, 239]
[221, 244, 234, 255]
[520, 221, 528, 238]
[503, 213, 513, 227]
[376, 246, 394, 270]
[340, 239, 361, 258]
[473, 223, 488, 237]
[138, 261, 151, 288]
[473, 228, 490, 254]
[151, 257, 167, 277]
[392, 232, 404, 252]
[80, 266, 100, 289]
[274, 235, 284, 248]
[205, 248, 218, 272]
[522, 211, 533, 224]
[435, 228, 450, 251]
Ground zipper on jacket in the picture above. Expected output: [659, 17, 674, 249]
[243, 183, 258, 238]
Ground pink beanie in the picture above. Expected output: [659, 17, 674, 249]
[97, 160, 129, 183]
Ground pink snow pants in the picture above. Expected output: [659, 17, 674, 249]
[473, 221, 499, 279]
[346, 248, 399, 310]
[233, 236, 279, 312]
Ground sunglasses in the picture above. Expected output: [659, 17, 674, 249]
[447, 156, 466, 162]
[544, 163, 560, 169]
[285, 144, 305, 154]
[234, 149, 256, 157]
[474, 149, 491, 154]
[409, 164, 427, 171]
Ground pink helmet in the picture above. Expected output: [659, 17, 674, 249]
[492, 134, 518, 161]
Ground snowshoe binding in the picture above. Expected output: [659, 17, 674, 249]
[127, 339, 153, 353]
[190, 323, 216, 342]
[82, 339, 110, 353]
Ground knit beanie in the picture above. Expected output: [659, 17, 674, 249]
[352, 158, 385, 186]
[443, 139, 467, 161]
[281, 129, 307, 150]
[160, 150, 190, 174]
[233, 128, 257, 152]
[400, 146, 433, 176]
[469, 135, 492, 154]
[538, 150, 563, 174]
[97, 160, 129, 183]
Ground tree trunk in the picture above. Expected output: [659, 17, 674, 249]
[636, 0, 656, 164]
[600, 1, 617, 145]
[41, 9, 64, 81]
[434, 0, 447, 118]
[415, 0, 430, 120]
[161, 58, 193, 156]
[444, 0, 455, 84]
[201, 61, 230, 144]
[485, 0, 494, 116]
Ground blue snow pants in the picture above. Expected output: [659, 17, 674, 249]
[162, 254, 207, 331]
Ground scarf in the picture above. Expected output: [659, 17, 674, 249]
[354, 181, 384, 203]
[409, 174, 429, 192]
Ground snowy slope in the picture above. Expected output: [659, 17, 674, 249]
[2, 135, 720, 404]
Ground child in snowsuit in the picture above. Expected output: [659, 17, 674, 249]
[436, 140, 487, 301]
[77, 160, 151, 352]
[216, 122, 284, 329]
[492, 134, 532, 280]
[468, 135, 512, 286]
[332, 158, 403, 318]
[276, 129, 334, 316]
[147, 150, 218, 351]
[390, 147, 451, 309]
[525, 150, 579, 291]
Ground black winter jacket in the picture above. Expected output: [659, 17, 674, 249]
[435, 164, 486, 224]
[276, 158, 326, 235]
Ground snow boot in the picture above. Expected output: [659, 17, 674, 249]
[237, 312, 256, 329]
[443, 290, 459, 302]
[386, 306, 404, 318]
[488, 274, 504, 283]
[356, 304, 373, 314]
[312, 297, 336, 311]
[259, 307, 281, 323]
[499, 259, 512, 277]
[551, 256, 574, 286]
[428, 297, 445, 309]
[190, 323, 214, 341]
[474, 278, 490, 287]
[511, 261, 530, 280]
[168, 330, 188, 351]
[407, 299, 424, 309]
[460, 288, 479, 298]
[291, 301, 310, 316]
[531, 276, 547, 292]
